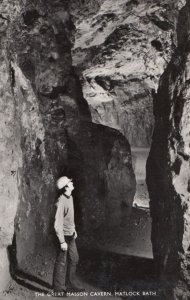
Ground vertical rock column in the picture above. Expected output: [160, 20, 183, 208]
[147, 2, 190, 298]
[9, 0, 77, 263]
[9, 0, 136, 249]
[0, 1, 22, 291]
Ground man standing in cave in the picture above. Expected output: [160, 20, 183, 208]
[53, 176, 84, 295]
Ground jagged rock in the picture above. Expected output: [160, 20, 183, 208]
[10, 0, 135, 259]
[147, 2, 190, 299]
[71, 0, 182, 147]
[0, 0, 135, 291]
[83, 76, 154, 147]
[0, 0, 23, 290]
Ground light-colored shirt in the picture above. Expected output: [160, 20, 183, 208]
[54, 194, 75, 243]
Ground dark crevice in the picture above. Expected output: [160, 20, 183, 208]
[22, 10, 40, 27]
[40, 86, 66, 99]
[151, 40, 163, 52]
[10, 66, 15, 89]
[171, 157, 182, 175]
[126, 0, 139, 6]
[0, 13, 8, 21]
[187, 180, 190, 193]
[95, 76, 113, 91]
[177, 150, 189, 161]
[104, 24, 131, 46]
[20, 59, 35, 82]
[150, 17, 173, 31]
[173, 97, 185, 130]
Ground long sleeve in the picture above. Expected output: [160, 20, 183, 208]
[54, 199, 65, 244]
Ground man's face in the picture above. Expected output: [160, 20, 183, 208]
[65, 180, 74, 194]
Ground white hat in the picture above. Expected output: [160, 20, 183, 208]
[57, 176, 71, 189]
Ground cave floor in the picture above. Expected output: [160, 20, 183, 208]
[1, 206, 157, 300]
[1, 149, 154, 300]
[1, 243, 163, 300]
[79, 206, 152, 259]
[1, 156, 154, 300]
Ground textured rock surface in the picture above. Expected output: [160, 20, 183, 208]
[0, 0, 135, 291]
[10, 0, 77, 264]
[0, 0, 23, 290]
[147, 1, 190, 298]
[10, 0, 135, 258]
[72, 122, 136, 230]
[71, 0, 182, 147]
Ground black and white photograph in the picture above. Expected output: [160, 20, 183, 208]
[0, 0, 190, 299]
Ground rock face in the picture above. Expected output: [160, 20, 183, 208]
[70, 0, 182, 147]
[0, 0, 135, 291]
[10, 0, 81, 264]
[83, 77, 154, 147]
[0, 0, 23, 290]
[72, 122, 136, 230]
[146, 1, 190, 298]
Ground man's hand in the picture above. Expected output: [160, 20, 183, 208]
[60, 242, 68, 251]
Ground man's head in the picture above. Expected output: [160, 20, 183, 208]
[57, 176, 74, 196]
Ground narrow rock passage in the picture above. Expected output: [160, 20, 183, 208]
[132, 148, 150, 208]
[1, 244, 157, 300]
[1, 150, 152, 299]
[1, 195, 153, 299]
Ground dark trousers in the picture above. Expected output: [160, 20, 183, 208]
[53, 236, 79, 291]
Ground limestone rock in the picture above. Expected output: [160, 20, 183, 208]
[0, 249, 10, 291]
[0, 0, 136, 291]
[147, 2, 190, 298]
[0, 0, 23, 290]
[72, 122, 136, 230]
[71, 0, 181, 147]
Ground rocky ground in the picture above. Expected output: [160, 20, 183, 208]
[1, 196, 154, 299]
[1, 211, 154, 300]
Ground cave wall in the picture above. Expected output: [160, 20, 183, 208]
[83, 77, 154, 147]
[0, 0, 136, 291]
[72, 122, 136, 230]
[0, 0, 23, 290]
[10, 0, 79, 264]
[146, 1, 190, 298]
[70, 0, 182, 147]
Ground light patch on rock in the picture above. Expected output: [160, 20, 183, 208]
[12, 63, 45, 157]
